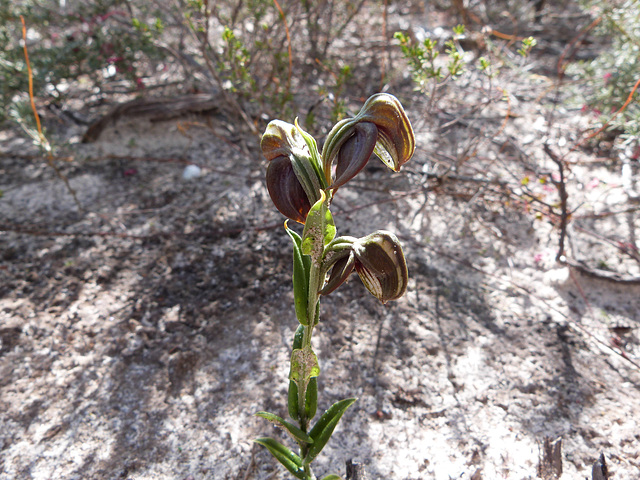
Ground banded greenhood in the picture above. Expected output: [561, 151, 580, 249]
[261, 120, 325, 224]
[322, 93, 416, 190]
[320, 231, 408, 304]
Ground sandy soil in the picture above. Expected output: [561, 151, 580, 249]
[1, 3, 640, 480]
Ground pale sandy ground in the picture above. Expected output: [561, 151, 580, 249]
[1, 98, 639, 480]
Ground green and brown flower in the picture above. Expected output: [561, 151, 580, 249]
[321, 93, 416, 189]
[321, 231, 408, 304]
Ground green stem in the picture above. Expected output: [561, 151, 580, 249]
[296, 255, 323, 480]
[304, 463, 313, 480]
[296, 260, 322, 431]
[303, 261, 322, 347]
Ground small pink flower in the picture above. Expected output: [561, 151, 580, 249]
[587, 178, 600, 189]
[534, 253, 543, 263]
[603, 72, 612, 82]
[97, 10, 126, 22]
[136, 77, 145, 89]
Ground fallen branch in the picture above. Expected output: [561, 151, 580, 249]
[562, 257, 640, 285]
[81, 94, 223, 143]
[0, 221, 280, 240]
[404, 236, 640, 372]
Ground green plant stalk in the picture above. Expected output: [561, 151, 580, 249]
[297, 247, 323, 480]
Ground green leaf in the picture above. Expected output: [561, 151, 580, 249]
[289, 325, 305, 421]
[305, 376, 318, 420]
[320, 476, 343, 480]
[305, 398, 357, 465]
[254, 437, 305, 479]
[302, 190, 336, 265]
[285, 223, 310, 325]
[292, 324, 305, 350]
[288, 379, 299, 421]
[256, 412, 314, 445]
[289, 346, 320, 427]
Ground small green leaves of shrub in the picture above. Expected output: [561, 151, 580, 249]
[394, 28, 470, 92]
[256, 94, 414, 479]
[571, 1, 640, 142]
[517, 36, 537, 58]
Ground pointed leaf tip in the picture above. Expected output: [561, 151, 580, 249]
[256, 412, 314, 445]
[305, 398, 357, 465]
[254, 437, 305, 479]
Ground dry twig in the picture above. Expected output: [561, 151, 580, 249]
[20, 15, 82, 212]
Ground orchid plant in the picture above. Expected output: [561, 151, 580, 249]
[255, 93, 415, 480]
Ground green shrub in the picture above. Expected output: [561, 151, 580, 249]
[0, 0, 165, 127]
[570, 0, 640, 143]
[394, 25, 467, 96]
[180, 0, 367, 120]
[1, 0, 370, 135]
